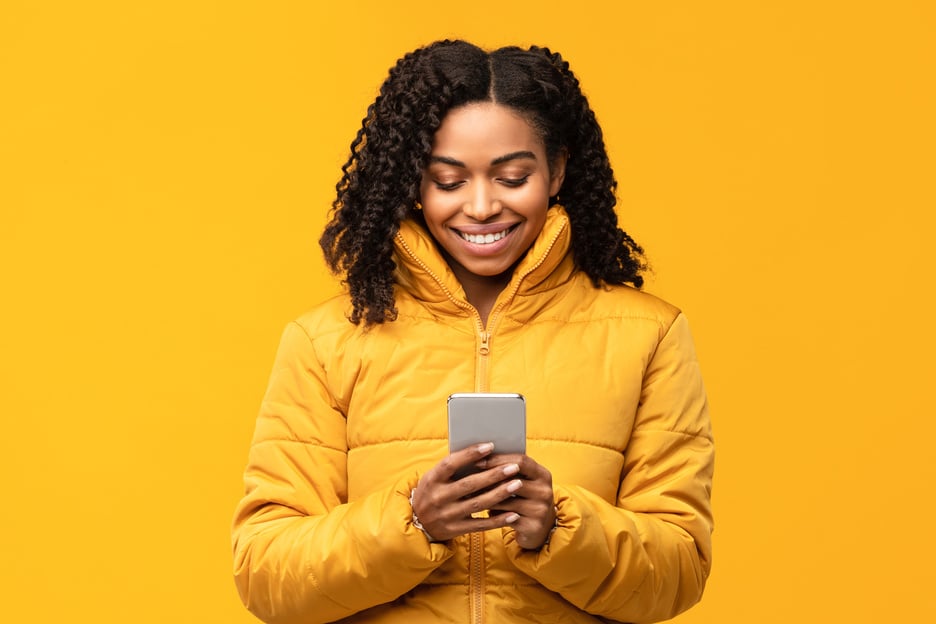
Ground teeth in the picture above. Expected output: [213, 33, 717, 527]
[460, 228, 510, 244]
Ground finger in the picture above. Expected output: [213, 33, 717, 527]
[449, 461, 521, 501]
[419, 495, 526, 541]
[452, 513, 521, 535]
[453, 473, 527, 518]
[488, 480, 555, 526]
[514, 455, 552, 482]
[504, 506, 557, 550]
[490, 496, 549, 518]
[479, 454, 551, 482]
[476, 453, 524, 470]
[472, 468, 551, 507]
[436, 443, 496, 481]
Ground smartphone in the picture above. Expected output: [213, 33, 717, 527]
[448, 393, 526, 478]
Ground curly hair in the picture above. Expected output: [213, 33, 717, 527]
[320, 40, 645, 325]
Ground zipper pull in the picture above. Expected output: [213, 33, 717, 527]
[479, 331, 491, 356]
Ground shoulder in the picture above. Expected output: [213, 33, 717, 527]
[280, 293, 364, 358]
[569, 274, 682, 330]
[293, 293, 354, 336]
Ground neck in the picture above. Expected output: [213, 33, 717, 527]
[451, 265, 512, 328]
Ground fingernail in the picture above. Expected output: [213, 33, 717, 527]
[477, 443, 494, 454]
[506, 479, 523, 493]
[504, 513, 519, 523]
[502, 463, 519, 476]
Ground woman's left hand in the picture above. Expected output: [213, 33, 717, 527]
[481, 453, 556, 550]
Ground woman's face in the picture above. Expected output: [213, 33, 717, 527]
[419, 102, 565, 286]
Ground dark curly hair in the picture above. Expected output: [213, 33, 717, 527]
[320, 40, 645, 325]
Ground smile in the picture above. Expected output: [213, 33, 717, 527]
[457, 225, 517, 245]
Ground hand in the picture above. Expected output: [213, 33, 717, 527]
[412, 443, 535, 542]
[412, 445, 556, 549]
[483, 453, 556, 550]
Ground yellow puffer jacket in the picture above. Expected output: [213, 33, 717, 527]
[232, 207, 714, 624]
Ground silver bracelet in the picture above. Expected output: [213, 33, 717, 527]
[409, 488, 438, 542]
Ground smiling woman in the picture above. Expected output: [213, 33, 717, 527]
[232, 39, 714, 624]
[420, 103, 565, 323]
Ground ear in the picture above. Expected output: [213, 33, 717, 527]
[548, 148, 568, 197]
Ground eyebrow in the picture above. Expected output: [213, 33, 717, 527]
[428, 151, 538, 168]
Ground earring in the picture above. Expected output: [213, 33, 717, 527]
[414, 201, 423, 211]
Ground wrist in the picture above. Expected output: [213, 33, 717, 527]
[533, 506, 560, 550]
[409, 488, 439, 543]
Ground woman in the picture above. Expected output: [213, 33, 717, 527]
[233, 40, 714, 624]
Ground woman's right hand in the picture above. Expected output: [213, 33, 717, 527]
[411, 443, 523, 541]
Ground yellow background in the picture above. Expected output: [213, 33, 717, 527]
[2, 1, 934, 622]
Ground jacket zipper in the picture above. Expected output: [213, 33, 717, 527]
[471, 325, 488, 624]
[476, 329, 490, 391]
[470, 532, 484, 624]
[396, 223, 565, 624]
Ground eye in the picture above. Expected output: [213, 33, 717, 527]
[499, 175, 530, 188]
[434, 180, 464, 192]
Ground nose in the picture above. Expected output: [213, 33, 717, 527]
[462, 182, 503, 221]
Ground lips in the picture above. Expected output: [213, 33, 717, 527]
[454, 224, 518, 245]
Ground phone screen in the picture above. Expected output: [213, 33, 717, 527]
[447, 393, 526, 456]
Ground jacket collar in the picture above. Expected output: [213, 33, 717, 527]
[392, 206, 575, 316]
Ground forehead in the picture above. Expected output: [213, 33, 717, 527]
[430, 103, 545, 161]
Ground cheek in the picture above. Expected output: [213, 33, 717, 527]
[517, 182, 553, 212]
[421, 196, 459, 225]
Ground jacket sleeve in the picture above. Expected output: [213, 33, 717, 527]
[504, 312, 714, 623]
[232, 322, 454, 624]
